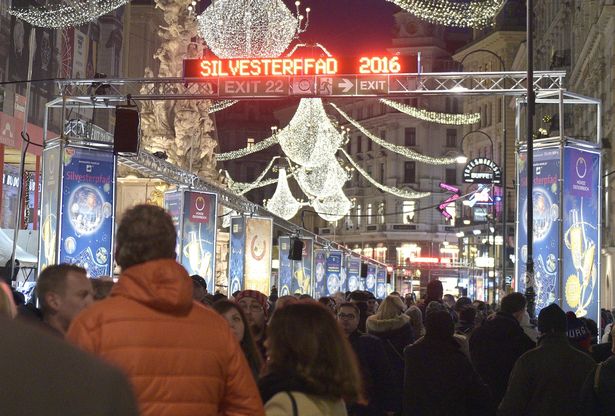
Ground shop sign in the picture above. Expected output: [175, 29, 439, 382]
[463, 157, 502, 184]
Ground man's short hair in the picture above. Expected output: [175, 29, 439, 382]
[500, 292, 527, 315]
[338, 302, 359, 316]
[37, 264, 87, 312]
[115, 204, 176, 269]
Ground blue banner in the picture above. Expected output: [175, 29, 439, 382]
[180, 191, 217, 293]
[278, 236, 292, 296]
[376, 266, 387, 299]
[366, 264, 377, 295]
[516, 146, 561, 314]
[346, 256, 361, 292]
[229, 216, 245, 295]
[325, 250, 343, 296]
[313, 249, 327, 298]
[59, 146, 115, 277]
[562, 146, 600, 321]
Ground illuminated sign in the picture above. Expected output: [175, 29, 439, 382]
[439, 182, 460, 194]
[463, 158, 502, 184]
[183, 55, 416, 78]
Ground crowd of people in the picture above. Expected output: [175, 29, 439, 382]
[0, 203, 614, 415]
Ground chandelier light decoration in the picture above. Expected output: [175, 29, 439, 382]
[197, 0, 310, 58]
[265, 167, 303, 220]
[341, 149, 430, 200]
[380, 99, 481, 125]
[312, 189, 353, 222]
[278, 99, 345, 168]
[9, 0, 129, 28]
[386, 0, 505, 28]
[209, 100, 239, 114]
[331, 104, 458, 165]
[294, 155, 350, 198]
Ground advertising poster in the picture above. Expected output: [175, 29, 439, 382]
[562, 147, 600, 321]
[59, 147, 115, 277]
[278, 236, 292, 296]
[244, 217, 272, 294]
[325, 250, 343, 296]
[516, 146, 561, 314]
[180, 191, 217, 293]
[163, 190, 182, 256]
[366, 264, 377, 295]
[346, 256, 361, 292]
[292, 238, 313, 295]
[39, 146, 61, 271]
[313, 249, 327, 298]
[376, 266, 387, 299]
[228, 216, 245, 295]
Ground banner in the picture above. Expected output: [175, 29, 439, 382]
[346, 256, 361, 292]
[39, 146, 61, 271]
[562, 147, 601, 321]
[516, 146, 561, 314]
[59, 147, 115, 277]
[366, 264, 377, 295]
[376, 266, 387, 299]
[180, 191, 217, 292]
[325, 250, 343, 296]
[228, 216, 245, 295]
[293, 238, 313, 295]
[163, 190, 182, 256]
[278, 236, 292, 296]
[244, 216, 272, 294]
[314, 249, 327, 298]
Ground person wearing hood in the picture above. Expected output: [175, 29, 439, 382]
[366, 295, 413, 414]
[67, 204, 264, 416]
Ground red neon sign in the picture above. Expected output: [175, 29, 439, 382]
[183, 55, 416, 78]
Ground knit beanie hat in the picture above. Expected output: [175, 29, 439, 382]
[235, 290, 269, 318]
[538, 303, 567, 334]
[566, 311, 591, 350]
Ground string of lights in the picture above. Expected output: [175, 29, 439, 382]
[331, 104, 458, 165]
[209, 100, 239, 114]
[225, 157, 279, 194]
[197, 0, 310, 58]
[380, 98, 481, 125]
[386, 0, 505, 28]
[9, 0, 129, 28]
[215, 134, 279, 161]
[340, 149, 431, 199]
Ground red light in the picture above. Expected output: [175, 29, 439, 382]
[199, 57, 339, 77]
[358, 56, 401, 74]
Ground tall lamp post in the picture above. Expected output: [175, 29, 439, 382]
[459, 130, 497, 303]
[459, 48, 508, 297]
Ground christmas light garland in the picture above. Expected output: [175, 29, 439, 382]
[215, 134, 279, 161]
[225, 157, 279, 195]
[341, 149, 430, 199]
[386, 0, 505, 28]
[9, 0, 129, 28]
[331, 103, 458, 165]
[197, 0, 309, 58]
[380, 99, 481, 125]
[209, 100, 239, 114]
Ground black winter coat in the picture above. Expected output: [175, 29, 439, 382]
[403, 336, 494, 416]
[579, 354, 615, 416]
[469, 312, 535, 405]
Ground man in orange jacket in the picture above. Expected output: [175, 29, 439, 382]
[67, 204, 265, 416]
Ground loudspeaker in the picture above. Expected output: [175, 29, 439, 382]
[360, 263, 368, 278]
[114, 106, 140, 155]
[288, 237, 304, 261]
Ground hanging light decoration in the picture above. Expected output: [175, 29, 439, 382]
[209, 100, 239, 114]
[225, 157, 280, 195]
[294, 155, 349, 198]
[311, 189, 353, 222]
[341, 149, 430, 199]
[9, 0, 129, 28]
[386, 0, 505, 28]
[380, 99, 481, 125]
[279, 98, 345, 168]
[216, 134, 279, 161]
[331, 103, 458, 165]
[197, 0, 310, 59]
[265, 167, 302, 220]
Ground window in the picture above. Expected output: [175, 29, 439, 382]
[246, 137, 255, 149]
[367, 138, 372, 152]
[379, 202, 385, 224]
[404, 128, 416, 146]
[380, 163, 385, 182]
[366, 166, 372, 182]
[356, 205, 362, 226]
[446, 129, 457, 148]
[367, 204, 373, 225]
[497, 98, 502, 123]
[380, 101, 387, 114]
[404, 161, 416, 183]
[346, 138, 352, 153]
[402, 201, 416, 223]
[357, 135, 362, 153]
[445, 168, 457, 185]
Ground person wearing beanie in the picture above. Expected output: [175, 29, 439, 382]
[498, 303, 596, 416]
[566, 312, 593, 356]
[469, 293, 535, 406]
[236, 290, 269, 359]
[403, 310, 493, 416]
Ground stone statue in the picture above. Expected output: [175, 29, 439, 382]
[139, 0, 219, 181]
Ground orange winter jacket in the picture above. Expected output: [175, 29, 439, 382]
[67, 259, 265, 416]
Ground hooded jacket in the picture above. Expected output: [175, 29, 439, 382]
[579, 354, 615, 416]
[67, 259, 264, 416]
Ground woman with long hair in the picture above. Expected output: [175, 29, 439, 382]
[212, 299, 263, 379]
[259, 301, 362, 415]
